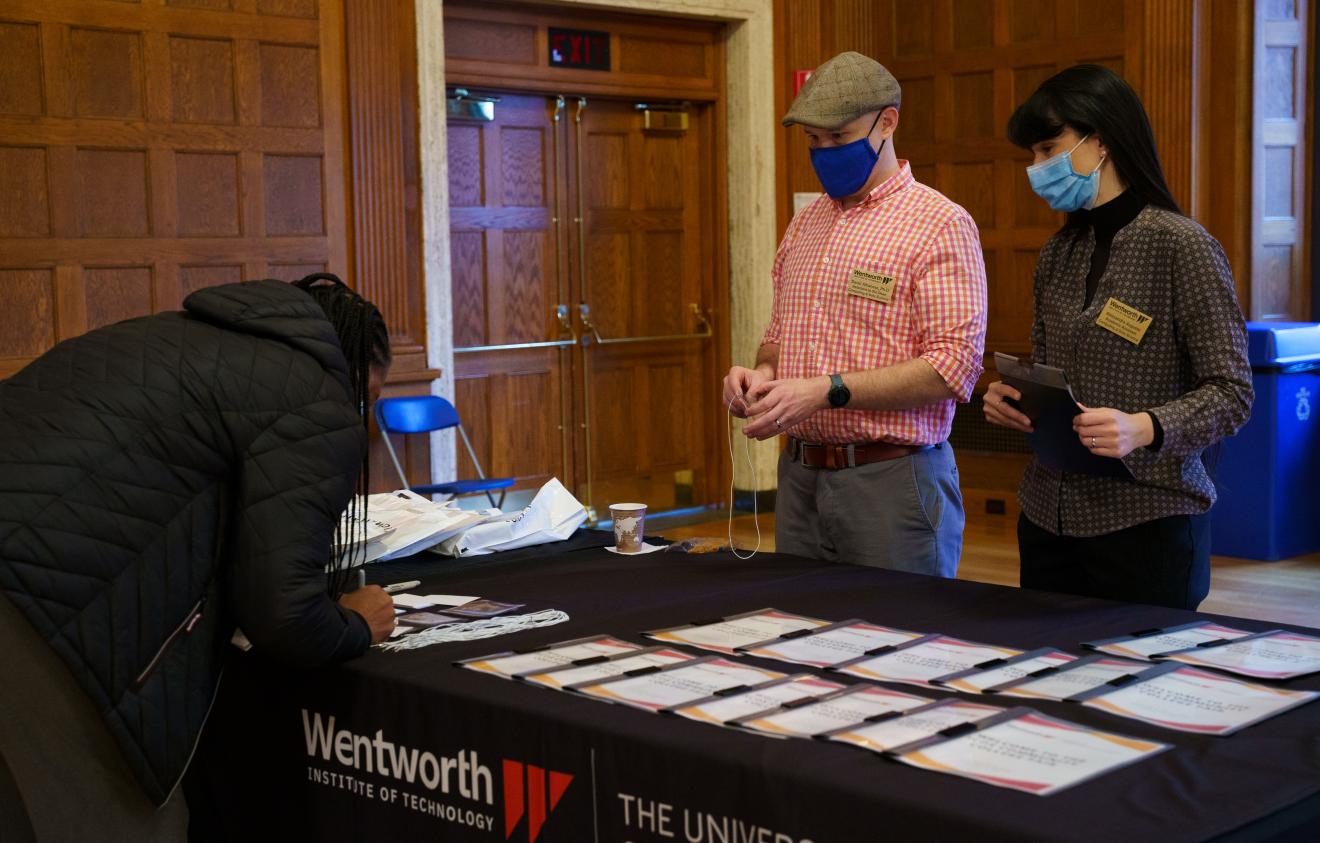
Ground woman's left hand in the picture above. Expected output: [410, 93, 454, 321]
[1073, 404, 1154, 459]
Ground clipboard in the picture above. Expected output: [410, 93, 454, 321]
[993, 352, 1133, 479]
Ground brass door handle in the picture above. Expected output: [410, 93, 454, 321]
[578, 302, 713, 346]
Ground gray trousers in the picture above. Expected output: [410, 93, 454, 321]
[0, 594, 188, 842]
[775, 442, 964, 577]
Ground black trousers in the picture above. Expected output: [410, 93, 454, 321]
[1018, 512, 1212, 610]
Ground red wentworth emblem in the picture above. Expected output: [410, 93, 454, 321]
[503, 760, 573, 842]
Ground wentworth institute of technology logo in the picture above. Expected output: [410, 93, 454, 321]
[503, 759, 574, 842]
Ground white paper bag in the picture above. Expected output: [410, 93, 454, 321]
[435, 478, 586, 557]
[355, 490, 493, 562]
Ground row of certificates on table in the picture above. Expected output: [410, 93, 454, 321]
[458, 609, 1320, 797]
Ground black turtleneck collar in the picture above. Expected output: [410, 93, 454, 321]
[1079, 189, 1147, 311]
[1084, 188, 1146, 244]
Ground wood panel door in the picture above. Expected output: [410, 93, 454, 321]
[448, 93, 575, 492]
[571, 98, 719, 516]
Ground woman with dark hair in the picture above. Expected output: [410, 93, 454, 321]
[984, 64, 1253, 610]
[0, 275, 397, 840]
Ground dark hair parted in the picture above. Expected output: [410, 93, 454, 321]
[292, 272, 391, 599]
[1006, 64, 1182, 223]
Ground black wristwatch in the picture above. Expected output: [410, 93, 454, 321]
[826, 373, 851, 408]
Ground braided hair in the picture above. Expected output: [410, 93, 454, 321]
[292, 272, 391, 598]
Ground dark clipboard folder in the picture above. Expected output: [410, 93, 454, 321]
[993, 352, 1133, 479]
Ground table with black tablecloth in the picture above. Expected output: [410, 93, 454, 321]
[189, 537, 1320, 843]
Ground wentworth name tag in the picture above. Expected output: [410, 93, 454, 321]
[847, 268, 896, 304]
[1096, 298, 1153, 345]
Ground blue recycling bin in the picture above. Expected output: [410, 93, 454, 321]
[1211, 322, 1320, 561]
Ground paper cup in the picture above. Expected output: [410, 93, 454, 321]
[609, 503, 647, 553]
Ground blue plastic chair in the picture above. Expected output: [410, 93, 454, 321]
[374, 396, 514, 507]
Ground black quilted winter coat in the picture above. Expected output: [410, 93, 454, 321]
[0, 279, 372, 805]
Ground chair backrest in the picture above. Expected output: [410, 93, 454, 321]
[374, 395, 462, 435]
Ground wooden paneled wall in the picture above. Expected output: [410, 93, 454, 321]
[0, 0, 431, 491]
[773, 0, 1259, 353]
[0, 0, 348, 379]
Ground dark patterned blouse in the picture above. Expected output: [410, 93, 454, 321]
[1019, 205, 1254, 537]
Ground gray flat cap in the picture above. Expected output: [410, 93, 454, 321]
[782, 51, 901, 129]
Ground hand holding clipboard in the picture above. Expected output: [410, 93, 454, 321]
[990, 353, 1134, 479]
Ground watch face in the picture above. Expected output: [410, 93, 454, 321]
[829, 384, 850, 408]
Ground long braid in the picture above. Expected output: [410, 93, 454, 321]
[292, 273, 391, 599]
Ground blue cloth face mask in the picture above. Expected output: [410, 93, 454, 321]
[1026, 135, 1106, 212]
[809, 113, 885, 199]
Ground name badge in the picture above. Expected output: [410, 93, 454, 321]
[1096, 297, 1153, 345]
[847, 268, 896, 304]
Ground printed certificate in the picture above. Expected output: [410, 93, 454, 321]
[524, 647, 692, 690]
[897, 712, 1170, 796]
[936, 649, 1077, 695]
[826, 699, 1006, 754]
[739, 620, 922, 668]
[735, 685, 930, 738]
[992, 656, 1151, 702]
[1079, 664, 1320, 735]
[576, 657, 785, 712]
[1159, 630, 1320, 680]
[457, 635, 640, 679]
[1085, 622, 1253, 661]
[645, 609, 828, 655]
[672, 675, 844, 726]
[835, 635, 1022, 688]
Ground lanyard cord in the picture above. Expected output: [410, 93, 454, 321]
[727, 397, 762, 559]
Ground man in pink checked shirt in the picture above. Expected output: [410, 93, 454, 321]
[723, 52, 987, 577]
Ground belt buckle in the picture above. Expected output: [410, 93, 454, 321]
[821, 444, 856, 470]
[798, 440, 823, 469]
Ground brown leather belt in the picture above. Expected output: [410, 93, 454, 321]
[788, 437, 927, 470]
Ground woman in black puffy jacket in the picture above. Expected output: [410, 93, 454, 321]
[0, 275, 397, 841]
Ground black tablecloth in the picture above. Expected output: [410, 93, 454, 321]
[190, 546, 1320, 843]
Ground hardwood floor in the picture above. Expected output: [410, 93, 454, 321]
[657, 512, 1320, 629]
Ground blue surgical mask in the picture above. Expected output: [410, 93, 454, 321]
[1026, 135, 1106, 212]
[809, 113, 885, 199]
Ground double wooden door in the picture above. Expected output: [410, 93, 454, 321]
[448, 92, 721, 518]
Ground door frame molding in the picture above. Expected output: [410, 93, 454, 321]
[416, 0, 779, 494]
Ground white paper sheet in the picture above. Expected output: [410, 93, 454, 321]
[1090, 623, 1252, 661]
[940, 650, 1078, 695]
[1161, 631, 1320, 680]
[897, 712, 1169, 796]
[646, 610, 827, 655]
[1083, 666, 1320, 735]
[578, 659, 784, 711]
[828, 701, 1003, 753]
[838, 637, 1022, 688]
[997, 657, 1148, 701]
[739, 686, 930, 738]
[604, 542, 668, 555]
[460, 637, 640, 679]
[741, 621, 922, 668]
[524, 648, 692, 690]
[673, 676, 844, 726]
[391, 593, 480, 610]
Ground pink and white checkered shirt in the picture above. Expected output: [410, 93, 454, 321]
[762, 161, 987, 445]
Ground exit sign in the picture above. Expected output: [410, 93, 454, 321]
[549, 28, 610, 71]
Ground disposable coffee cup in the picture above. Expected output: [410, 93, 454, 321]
[609, 503, 647, 553]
